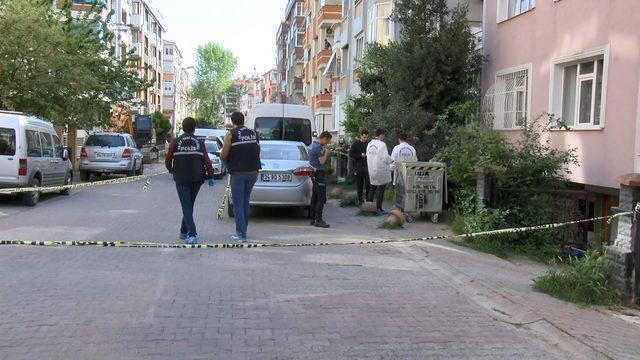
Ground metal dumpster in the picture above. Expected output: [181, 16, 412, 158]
[395, 162, 447, 223]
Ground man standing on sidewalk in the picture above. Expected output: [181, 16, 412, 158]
[367, 129, 392, 215]
[390, 133, 418, 214]
[165, 117, 215, 245]
[220, 111, 261, 243]
[309, 131, 333, 228]
[349, 129, 371, 205]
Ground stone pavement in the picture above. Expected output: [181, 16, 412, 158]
[0, 166, 639, 359]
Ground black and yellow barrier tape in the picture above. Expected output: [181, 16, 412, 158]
[0, 171, 169, 194]
[216, 178, 231, 220]
[1, 209, 635, 249]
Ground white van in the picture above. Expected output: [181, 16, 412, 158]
[249, 104, 317, 146]
[0, 111, 73, 206]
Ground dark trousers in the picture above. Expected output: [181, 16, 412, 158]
[176, 182, 202, 236]
[368, 184, 387, 211]
[230, 172, 258, 238]
[310, 170, 327, 221]
[355, 168, 371, 203]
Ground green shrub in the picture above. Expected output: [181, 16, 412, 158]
[534, 252, 620, 305]
[378, 221, 404, 230]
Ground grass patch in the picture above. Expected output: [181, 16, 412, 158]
[444, 211, 466, 235]
[533, 252, 621, 305]
[378, 221, 404, 230]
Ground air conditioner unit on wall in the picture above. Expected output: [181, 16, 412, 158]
[325, 28, 333, 35]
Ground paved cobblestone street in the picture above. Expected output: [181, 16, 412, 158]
[0, 167, 639, 359]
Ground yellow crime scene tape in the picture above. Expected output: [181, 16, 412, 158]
[0, 171, 169, 194]
[1, 208, 636, 250]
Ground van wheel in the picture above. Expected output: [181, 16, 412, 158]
[22, 178, 41, 206]
[227, 203, 234, 218]
[80, 170, 90, 182]
[60, 172, 72, 196]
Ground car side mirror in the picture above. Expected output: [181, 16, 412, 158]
[313, 131, 318, 138]
[62, 149, 69, 160]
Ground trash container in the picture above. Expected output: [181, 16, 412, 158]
[395, 162, 447, 223]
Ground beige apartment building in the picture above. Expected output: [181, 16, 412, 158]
[162, 41, 190, 133]
[276, 0, 306, 105]
[131, 0, 166, 115]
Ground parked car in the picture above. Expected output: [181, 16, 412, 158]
[0, 110, 73, 206]
[228, 141, 313, 217]
[79, 132, 144, 181]
[249, 104, 317, 146]
[204, 140, 227, 179]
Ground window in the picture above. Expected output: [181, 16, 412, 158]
[260, 143, 308, 161]
[132, 2, 140, 15]
[296, 32, 304, 47]
[26, 130, 42, 157]
[85, 135, 126, 147]
[354, 0, 363, 20]
[498, 0, 535, 22]
[489, 66, 530, 129]
[340, 47, 349, 76]
[52, 135, 63, 158]
[341, 0, 348, 18]
[551, 54, 606, 128]
[295, 2, 304, 16]
[355, 36, 364, 63]
[254, 117, 312, 145]
[39, 133, 53, 158]
[0, 128, 16, 156]
[366, 2, 392, 45]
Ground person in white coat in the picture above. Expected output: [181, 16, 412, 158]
[366, 129, 392, 214]
[390, 133, 418, 213]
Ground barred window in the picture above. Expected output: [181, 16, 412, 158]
[484, 67, 530, 129]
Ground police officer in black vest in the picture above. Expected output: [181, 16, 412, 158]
[220, 111, 261, 243]
[165, 117, 215, 245]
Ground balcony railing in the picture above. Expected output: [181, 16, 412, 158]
[131, 14, 142, 28]
[318, 4, 342, 28]
[132, 43, 143, 58]
[315, 49, 332, 71]
[314, 93, 332, 109]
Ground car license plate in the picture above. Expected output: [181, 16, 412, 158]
[95, 152, 114, 159]
[261, 173, 292, 182]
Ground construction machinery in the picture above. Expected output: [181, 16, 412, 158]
[108, 106, 159, 163]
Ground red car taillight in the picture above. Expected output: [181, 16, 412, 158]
[80, 146, 88, 158]
[18, 159, 27, 176]
[292, 167, 313, 176]
[122, 148, 131, 158]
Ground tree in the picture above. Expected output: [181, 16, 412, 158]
[0, 0, 149, 129]
[190, 43, 237, 125]
[346, 0, 482, 159]
[152, 111, 171, 143]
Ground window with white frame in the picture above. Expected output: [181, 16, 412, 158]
[366, 2, 392, 45]
[355, 36, 364, 64]
[341, 0, 348, 18]
[340, 47, 349, 76]
[295, 31, 304, 47]
[490, 66, 530, 129]
[295, 2, 304, 17]
[550, 50, 607, 129]
[497, 0, 535, 22]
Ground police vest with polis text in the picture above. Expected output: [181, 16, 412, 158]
[171, 134, 207, 183]
[228, 127, 261, 173]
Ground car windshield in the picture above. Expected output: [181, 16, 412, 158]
[85, 135, 126, 147]
[260, 143, 308, 161]
[254, 117, 312, 145]
[205, 141, 219, 153]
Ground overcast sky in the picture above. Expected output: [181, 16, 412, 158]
[153, 0, 287, 77]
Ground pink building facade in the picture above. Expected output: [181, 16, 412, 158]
[482, 0, 640, 193]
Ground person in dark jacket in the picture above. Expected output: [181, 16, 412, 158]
[165, 117, 215, 245]
[220, 111, 261, 243]
[349, 129, 371, 204]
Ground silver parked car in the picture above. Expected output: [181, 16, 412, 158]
[204, 140, 227, 179]
[228, 141, 312, 217]
[79, 133, 144, 181]
[0, 111, 73, 206]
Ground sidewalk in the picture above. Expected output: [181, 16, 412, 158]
[372, 218, 640, 359]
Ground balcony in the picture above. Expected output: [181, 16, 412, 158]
[314, 93, 332, 109]
[149, 32, 157, 45]
[132, 43, 143, 58]
[315, 49, 332, 71]
[318, 3, 342, 28]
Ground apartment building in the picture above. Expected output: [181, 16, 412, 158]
[301, 0, 342, 134]
[278, 0, 306, 105]
[482, 0, 640, 243]
[161, 41, 190, 133]
[323, 0, 482, 138]
[275, 21, 290, 103]
[130, 0, 165, 115]
[262, 69, 278, 104]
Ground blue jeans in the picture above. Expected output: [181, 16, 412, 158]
[176, 182, 202, 237]
[230, 172, 258, 238]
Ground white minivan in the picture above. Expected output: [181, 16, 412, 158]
[249, 104, 317, 146]
[0, 111, 73, 206]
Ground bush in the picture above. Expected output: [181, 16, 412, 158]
[534, 252, 620, 305]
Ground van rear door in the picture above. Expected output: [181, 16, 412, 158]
[283, 106, 313, 146]
[0, 126, 19, 183]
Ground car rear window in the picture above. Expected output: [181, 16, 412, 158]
[0, 128, 16, 156]
[260, 143, 308, 161]
[85, 135, 126, 147]
[205, 141, 219, 153]
[255, 117, 312, 146]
